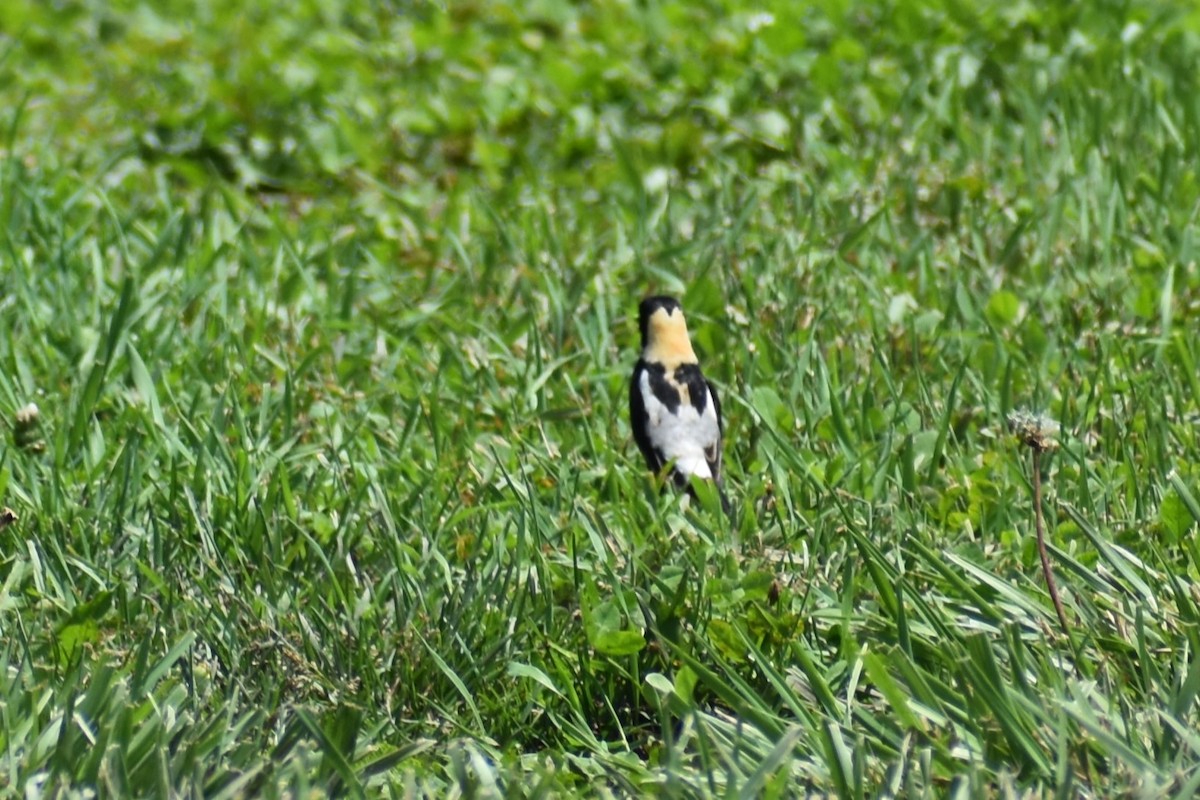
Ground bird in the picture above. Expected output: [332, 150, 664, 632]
[629, 295, 729, 512]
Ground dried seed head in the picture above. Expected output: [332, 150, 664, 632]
[1007, 410, 1060, 452]
[14, 403, 39, 429]
[13, 402, 45, 452]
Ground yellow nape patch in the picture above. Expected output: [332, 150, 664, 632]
[644, 308, 698, 367]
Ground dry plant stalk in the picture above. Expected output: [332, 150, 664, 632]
[1008, 411, 1069, 637]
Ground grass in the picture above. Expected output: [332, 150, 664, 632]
[3, 0, 1200, 795]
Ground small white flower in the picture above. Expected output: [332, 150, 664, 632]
[747, 12, 775, 32]
[643, 167, 671, 194]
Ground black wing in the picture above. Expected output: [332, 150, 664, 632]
[629, 361, 664, 474]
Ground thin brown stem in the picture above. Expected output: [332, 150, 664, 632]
[1033, 448, 1070, 636]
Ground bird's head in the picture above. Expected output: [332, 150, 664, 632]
[638, 295, 698, 367]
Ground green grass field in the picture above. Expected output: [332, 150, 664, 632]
[4, 0, 1200, 795]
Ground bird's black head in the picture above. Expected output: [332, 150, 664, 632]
[638, 295, 682, 348]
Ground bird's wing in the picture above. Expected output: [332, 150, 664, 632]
[629, 362, 664, 474]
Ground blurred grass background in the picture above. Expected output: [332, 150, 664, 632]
[3, 0, 1200, 795]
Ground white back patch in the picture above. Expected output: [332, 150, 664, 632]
[638, 370, 720, 479]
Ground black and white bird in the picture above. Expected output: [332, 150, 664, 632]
[629, 296, 728, 511]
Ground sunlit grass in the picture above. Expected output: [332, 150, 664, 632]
[2, 0, 1200, 796]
